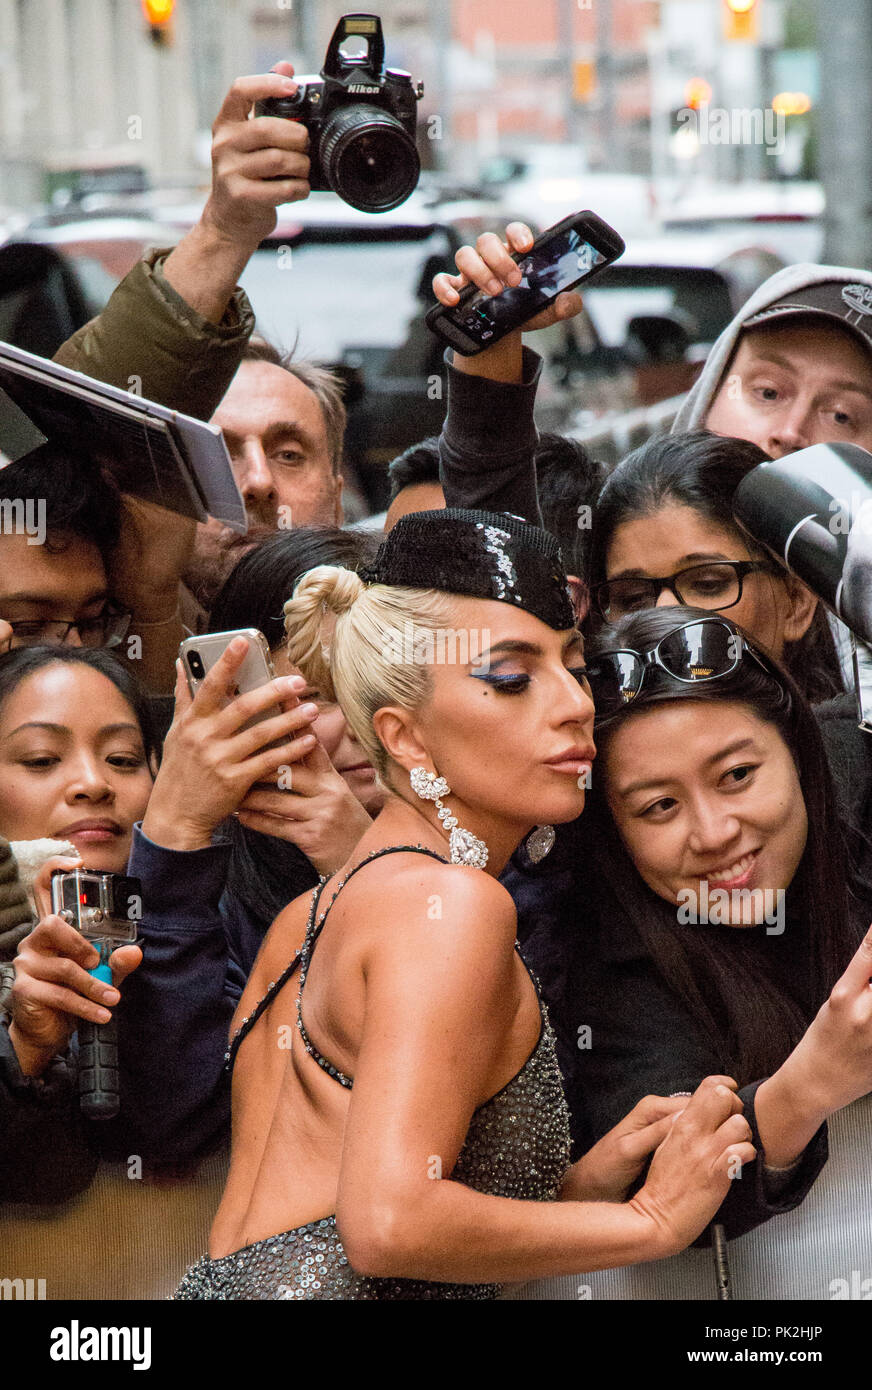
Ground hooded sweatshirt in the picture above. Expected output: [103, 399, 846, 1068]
[671, 261, 872, 432]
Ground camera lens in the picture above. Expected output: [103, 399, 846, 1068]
[319, 104, 420, 213]
[187, 651, 205, 679]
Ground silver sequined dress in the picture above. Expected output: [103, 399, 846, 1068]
[174, 845, 571, 1300]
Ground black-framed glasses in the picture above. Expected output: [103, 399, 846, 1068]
[584, 617, 774, 720]
[593, 561, 776, 621]
[7, 602, 133, 650]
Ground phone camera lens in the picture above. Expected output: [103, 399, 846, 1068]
[188, 651, 205, 679]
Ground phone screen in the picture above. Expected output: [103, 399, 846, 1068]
[449, 228, 608, 348]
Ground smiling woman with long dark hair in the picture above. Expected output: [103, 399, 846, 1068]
[518, 605, 872, 1301]
[584, 606, 859, 1086]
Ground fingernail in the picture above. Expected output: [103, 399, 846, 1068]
[299, 703, 318, 718]
[508, 269, 523, 286]
[487, 278, 502, 295]
[102, 987, 119, 1003]
[280, 676, 305, 691]
[97, 1008, 111, 1023]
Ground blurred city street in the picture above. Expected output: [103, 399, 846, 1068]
[0, 1, 868, 506]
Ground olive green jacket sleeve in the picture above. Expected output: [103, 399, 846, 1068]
[53, 248, 256, 421]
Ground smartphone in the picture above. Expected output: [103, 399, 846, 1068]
[179, 629, 282, 737]
[425, 210, 625, 356]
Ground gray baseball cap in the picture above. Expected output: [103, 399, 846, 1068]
[743, 280, 872, 354]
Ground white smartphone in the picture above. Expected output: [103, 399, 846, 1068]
[179, 628, 282, 737]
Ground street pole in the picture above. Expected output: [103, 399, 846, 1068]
[595, 0, 616, 168]
[296, 0, 320, 72]
[557, 0, 579, 151]
[817, 0, 872, 267]
[433, 0, 453, 172]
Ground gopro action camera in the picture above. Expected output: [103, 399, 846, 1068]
[52, 868, 142, 1119]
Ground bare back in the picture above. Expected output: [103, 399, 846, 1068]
[208, 846, 544, 1259]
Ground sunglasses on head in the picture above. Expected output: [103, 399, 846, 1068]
[584, 617, 775, 721]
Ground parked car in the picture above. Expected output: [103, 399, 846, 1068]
[0, 211, 188, 352]
[0, 196, 786, 510]
[661, 179, 824, 265]
[528, 230, 786, 440]
[0, 197, 467, 509]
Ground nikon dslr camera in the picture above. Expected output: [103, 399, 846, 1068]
[255, 13, 423, 214]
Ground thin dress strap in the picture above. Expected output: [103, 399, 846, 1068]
[296, 845, 449, 1087]
[225, 845, 447, 1075]
[223, 879, 326, 1073]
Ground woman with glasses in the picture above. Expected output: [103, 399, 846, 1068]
[507, 607, 872, 1300]
[587, 431, 844, 705]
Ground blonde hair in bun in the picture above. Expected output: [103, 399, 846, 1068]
[284, 566, 454, 776]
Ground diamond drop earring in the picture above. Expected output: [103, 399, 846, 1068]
[525, 825, 556, 864]
[409, 767, 489, 869]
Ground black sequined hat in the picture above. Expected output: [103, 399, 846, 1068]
[358, 509, 575, 630]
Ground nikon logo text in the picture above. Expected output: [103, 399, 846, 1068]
[50, 1321, 152, 1371]
[348, 85, 380, 93]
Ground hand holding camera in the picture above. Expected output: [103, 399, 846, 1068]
[761, 924, 872, 1150]
[200, 64, 312, 254]
[9, 858, 142, 1080]
[255, 15, 423, 214]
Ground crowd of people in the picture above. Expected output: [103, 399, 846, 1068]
[1, 63, 872, 1302]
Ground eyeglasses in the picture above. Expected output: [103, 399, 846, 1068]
[7, 602, 133, 650]
[593, 561, 776, 622]
[584, 617, 775, 720]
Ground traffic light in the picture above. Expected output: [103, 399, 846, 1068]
[142, 0, 175, 46]
[772, 92, 812, 117]
[723, 0, 758, 42]
[684, 78, 712, 111]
